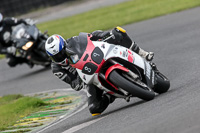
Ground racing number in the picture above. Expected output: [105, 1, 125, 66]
[91, 47, 104, 64]
[84, 66, 91, 73]
[93, 53, 100, 57]
[82, 63, 98, 75]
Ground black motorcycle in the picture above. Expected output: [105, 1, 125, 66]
[11, 22, 51, 67]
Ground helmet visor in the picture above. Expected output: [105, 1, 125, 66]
[49, 48, 68, 63]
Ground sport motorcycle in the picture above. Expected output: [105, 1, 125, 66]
[11, 20, 51, 67]
[68, 32, 170, 101]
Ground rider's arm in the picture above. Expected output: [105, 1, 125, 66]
[51, 62, 83, 91]
[90, 30, 111, 41]
[0, 43, 16, 55]
[109, 27, 133, 48]
[90, 28, 133, 48]
[3, 17, 27, 26]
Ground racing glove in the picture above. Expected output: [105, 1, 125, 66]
[7, 46, 16, 55]
[71, 76, 84, 91]
[90, 30, 111, 41]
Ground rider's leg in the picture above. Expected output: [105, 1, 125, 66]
[86, 84, 115, 116]
[112, 27, 154, 61]
[130, 42, 154, 61]
[6, 54, 34, 68]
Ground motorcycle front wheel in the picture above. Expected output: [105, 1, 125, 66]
[153, 72, 170, 94]
[109, 70, 155, 101]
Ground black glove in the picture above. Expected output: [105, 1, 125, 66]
[7, 46, 16, 55]
[71, 76, 84, 91]
[90, 30, 111, 41]
[109, 28, 124, 44]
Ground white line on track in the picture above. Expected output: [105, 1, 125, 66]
[62, 115, 108, 133]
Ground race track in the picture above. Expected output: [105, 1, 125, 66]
[1, 6, 200, 133]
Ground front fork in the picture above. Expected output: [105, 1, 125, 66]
[98, 59, 135, 101]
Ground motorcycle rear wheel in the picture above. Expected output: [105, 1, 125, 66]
[109, 70, 155, 101]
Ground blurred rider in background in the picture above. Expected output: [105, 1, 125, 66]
[0, 13, 33, 68]
[45, 26, 154, 116]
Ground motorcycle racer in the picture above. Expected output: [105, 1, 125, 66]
[0, 13, 33, 67]
[45, 26, 154, 116]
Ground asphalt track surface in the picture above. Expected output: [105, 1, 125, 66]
[1, 5, 200, 133]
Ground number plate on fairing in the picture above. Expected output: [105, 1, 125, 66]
[82, 63, 98, 75]
[91, 47, 104, 64]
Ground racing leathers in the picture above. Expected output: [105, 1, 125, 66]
[0, 17, 33, 67]
[51, 27, 153, 115]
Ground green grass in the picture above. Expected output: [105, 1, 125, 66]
[0, 95, 48, 131]
[37, 0, 200, 38]
[0, 54, 5, 59]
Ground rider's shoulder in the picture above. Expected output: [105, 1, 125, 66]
[3, 17, 17, 24]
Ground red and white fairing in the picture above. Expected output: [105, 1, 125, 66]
[70, 37, 148, 96]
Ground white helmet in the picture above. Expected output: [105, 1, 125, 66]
[45, 34, 69, 65]
[0, 13, 3, 23]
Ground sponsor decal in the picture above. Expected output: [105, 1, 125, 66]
[127, 50, 134, 63]
[122, 51, 126, 57]
[101, 43, 105, 49]
[145, 62, 151, 79]
[152, 71, 155, 85]
[113, 47, 118, 54]
[83, 75, 86, 80]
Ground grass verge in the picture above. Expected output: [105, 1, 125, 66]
[37, 0, 200, 38]
[0, 94, 48, 131]
[0, 54, 5, 59]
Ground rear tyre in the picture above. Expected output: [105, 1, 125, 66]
[109, 70, 155, 101]
[153, 72, 170, 94]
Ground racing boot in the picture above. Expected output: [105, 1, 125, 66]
[130, 42, 154, 61]
[91, 93, 115, 116]
[138, 47, 154, 61]
[104, 93, 116, 104]
[27, 61, 34, 68]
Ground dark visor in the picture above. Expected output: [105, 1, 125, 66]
[49, 48, 68, 63]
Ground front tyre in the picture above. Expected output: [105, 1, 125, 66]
[109, 70, 155, 101]
[153, 72, 170, 94]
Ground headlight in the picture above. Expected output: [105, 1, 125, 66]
[22, 42, 34, 50]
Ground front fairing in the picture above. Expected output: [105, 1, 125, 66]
[12, 24, 38, 45]
[15, 38, 28, 48]
[26, 25, 39, 40]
